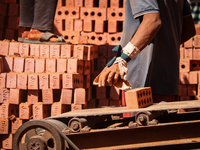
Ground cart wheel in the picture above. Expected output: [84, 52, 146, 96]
[12, 119, 66, 150]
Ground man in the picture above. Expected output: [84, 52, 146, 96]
[18, 0, 65, 43]
[97, 0, 196, 103]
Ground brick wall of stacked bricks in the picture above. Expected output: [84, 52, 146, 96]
[0, 0, 123, 148]
[0, 0, 199, 148]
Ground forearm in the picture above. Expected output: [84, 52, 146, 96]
[130, 13, 162, 51]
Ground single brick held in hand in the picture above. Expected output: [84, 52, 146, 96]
[125, 87, 153, 109]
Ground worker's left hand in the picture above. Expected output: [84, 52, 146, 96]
[98, 64, 120, 87]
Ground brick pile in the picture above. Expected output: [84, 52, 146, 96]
[54, 0, 125, 45]
[179, 24, 200, 112]
[0, 0, 20, 41]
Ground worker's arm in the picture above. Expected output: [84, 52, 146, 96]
[98, 13, 162, 87]
[181, 14, 196, 44]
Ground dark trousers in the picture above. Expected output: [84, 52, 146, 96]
[19, 0, 58, 31]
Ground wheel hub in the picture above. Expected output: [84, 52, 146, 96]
[27, 136, 46, 150]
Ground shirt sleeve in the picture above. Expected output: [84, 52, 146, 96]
[129, 0, 159, 19]
[183, 0, 191, 16]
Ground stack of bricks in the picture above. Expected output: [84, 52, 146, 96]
[54, 0, 125, 45]
[0, 0, 20, 41]
[179, 24, 200, 112]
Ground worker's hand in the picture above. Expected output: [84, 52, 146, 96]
[98, 64, 120, 87]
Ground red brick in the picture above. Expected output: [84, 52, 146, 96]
[71, 103, 82, 111]
[95, 20, 104, 33]
[13, 57, 24, 73]
[194, 35, 200, 48]
[188, 85, 197, 96]
[107, 32, 122, 45]
[7, 16, 19, 30]
[184, 48, 193, 60]
[2, 134, 12, 149]
[5, 29, 15, 40]
[27, 90, 38, 104]
[179, 84, 188, 96]
[195, 24, 200, 35]
[84, 45, 94, 60]
[96, 86, 106, 99]
[74, 19, 83, 31]
[6, 73, 17, 88]
[11, 118, 23, 134]
[180, 47, 184, 59]
[39, 73, 49, 89]
[19, 43, 30, 57]
[50, 45, 60, 58]
[73, 45, 88, 60]
[87, 99, 96, 108]
[108, 20, 118, 33]
[98, 45, 107, 58]
[62, 73, 83, 88]
[80, 7, 107, 20]
[19, 102, 32, 119]
[84, 0, 94, 7]
[110, 100, 120, 107]
[179, 96, 190, 101]
[108, 45, 116, 59]
[55, 7, 80, 19]
[75, 0, 83, 7]
[99, 0, 108, 7]
[86, 87, 92, 101]
[97, 58, 106, 71]
[30, 44, 40, 57]
[17, 73, 27, 89]
[110, 86, 120, 100]
[180, 59, 190, 72]
[66, 0, 75, 6]
[193, 48, 200, 60]
[50, 73, 61, 89]
[0, 118, 9, 134]
[84, 74, 91, 88]
[107, 8, 125, 21]
[184, 38, 193, 48]
[51, 102, 70, 116]
[24, 58, 35, 73]
[74, 88, 86, 104]
[40, 44, 50, 58]
[179, 72, 189, 84]
[57, 58, 67, 73]
[9, 89, 26, 104]
[35, 58, 45, 73]
[0, 88, 10, 103]
[3, 56, 13, 72]
[62, 31, 80, 43]
[54, 19, 63, 33]
[0, 73, 6, 88]
[0, 3, 8, 16]
[42, 89, 53, 104]
[8, 3, 18, 16]
[65, 19, 74, 31]
[0, 57, 3, 73]
[98, 99, 109, 108]
[125, 87, 153, 109]
[189, 71, 198, 84]
[32, 102, 51, 119]
[84, 60, 91, 75]
[83, 20, 92, 32]
[67, 58, 84, 74]
[0, 102, 19, 118]
[0, 40, 9, 56]
[28, 74, 38, 89]
[110, 0, 119, 7]
[46, 58, 56, 73]
[94, 33, 107, 45]
[9, 42, 19, 55]
[60, 89, 73, 104]
[190, 60, 200, 71]
[61, 44, 73, 58]
[73, 35, 88, 45]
